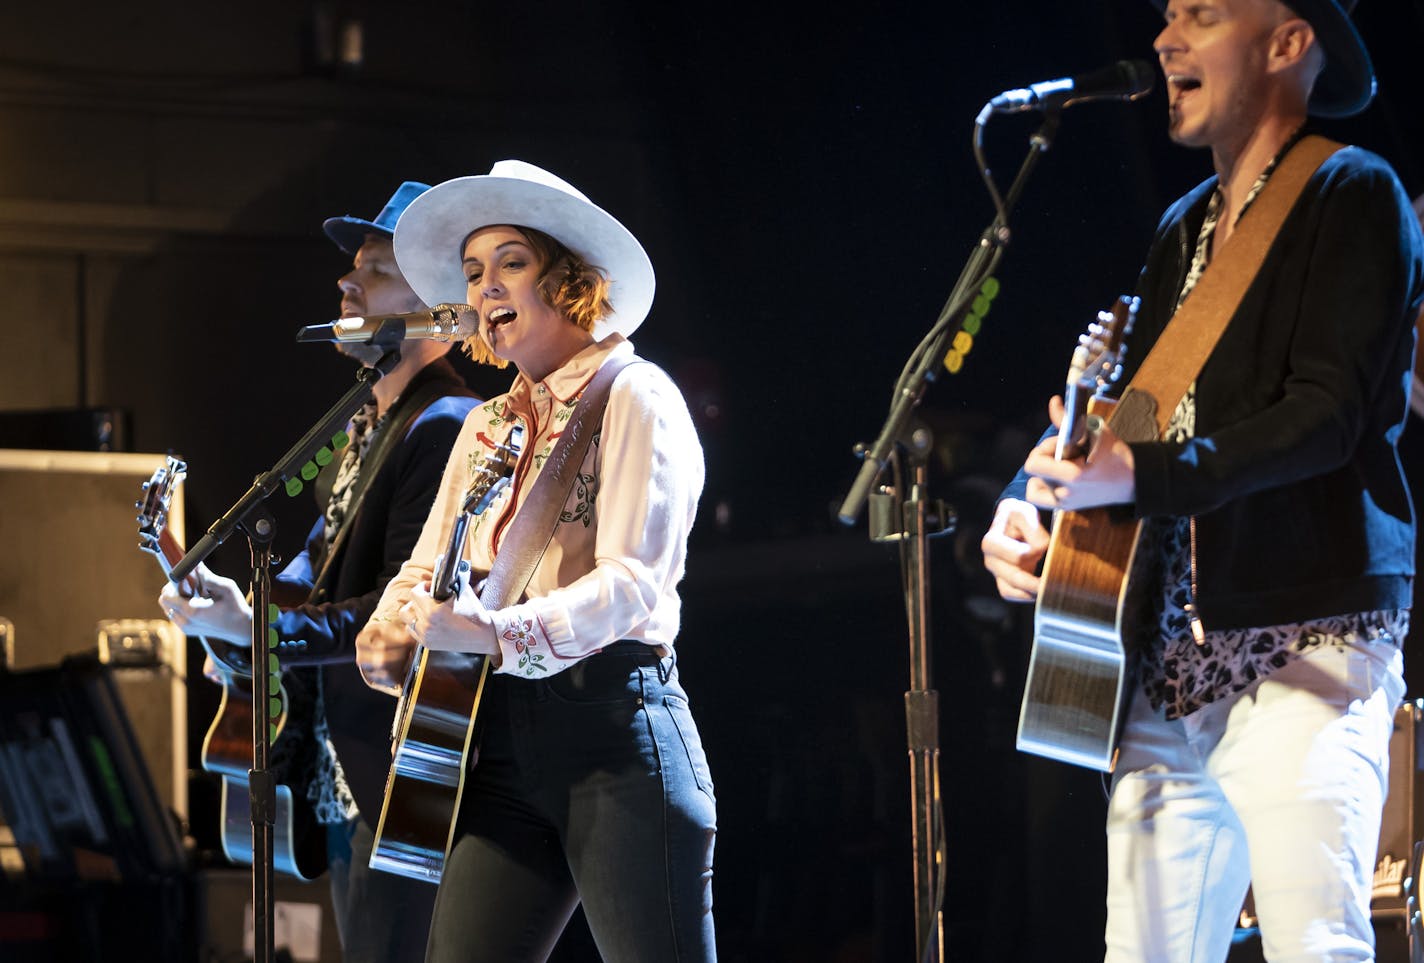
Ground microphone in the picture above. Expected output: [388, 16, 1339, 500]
[295, 303, 478, 344]
[988, 60, 1155, 114]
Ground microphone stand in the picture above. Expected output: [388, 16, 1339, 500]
[171, 328, 403, 963]
[837, 108, 1061, 963]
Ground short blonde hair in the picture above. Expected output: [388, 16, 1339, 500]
[461, 225, 614, 368]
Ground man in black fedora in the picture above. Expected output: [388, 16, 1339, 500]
[982, 1, 1424, 958]
[161, 181, 479, 960]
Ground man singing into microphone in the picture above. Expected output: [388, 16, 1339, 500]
[982, 1, 1424, 959]
[159, 182, 481, 960]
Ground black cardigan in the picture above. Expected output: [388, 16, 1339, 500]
[1008, 143, 1424, 632]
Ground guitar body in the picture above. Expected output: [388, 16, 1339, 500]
[1014, 309, 1147, 772]
[203, 677, 327, 881]
[137, 457, 324, 880]
[1019, 502, 1144, 771]
[369, 650, 490, 883]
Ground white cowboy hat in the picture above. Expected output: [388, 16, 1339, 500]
[392, 160, 655, 340]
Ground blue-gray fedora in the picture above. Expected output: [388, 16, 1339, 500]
[323, 180, 432, 255]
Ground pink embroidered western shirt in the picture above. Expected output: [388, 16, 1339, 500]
[370, 335, 704, 677]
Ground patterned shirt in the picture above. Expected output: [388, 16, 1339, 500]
[1137, 143, 1408, 719]
[323, 400, 385, 558]
[309, 399, 386, 825]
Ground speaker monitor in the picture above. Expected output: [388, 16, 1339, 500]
[1232, 699, 1424, 962]
[0, 450, 189, 823]
[1371, 698, 1424, 961]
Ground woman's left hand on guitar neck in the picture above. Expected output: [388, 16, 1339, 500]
[1023, 395, 1137, 511]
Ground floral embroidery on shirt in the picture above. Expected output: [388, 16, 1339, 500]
[482, 397, 510, 428]
[556, 429, 600, 526]
[560, 472, 597, 527]
[504, 618, 547, 675]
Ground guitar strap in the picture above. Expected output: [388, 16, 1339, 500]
[308, 376, 457, 602]
[478, 353, 642, 610]
[1108, 135, 1344, 443]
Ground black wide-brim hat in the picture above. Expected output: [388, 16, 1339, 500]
[1149, 0, 1375, 117]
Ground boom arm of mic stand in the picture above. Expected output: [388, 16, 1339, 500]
[836, 239, 996, 524]
[170, 344, 400, 584]
[837, 109, 1060, 524]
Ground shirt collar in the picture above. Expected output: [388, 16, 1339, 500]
[507, 333, 633, 409]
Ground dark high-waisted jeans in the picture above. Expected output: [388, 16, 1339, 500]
[424, 643, 717, 962]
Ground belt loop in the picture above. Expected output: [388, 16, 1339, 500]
[658, 650, 675, 685]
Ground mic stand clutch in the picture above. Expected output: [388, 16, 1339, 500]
[837, 109, 1061, 963]
[172, 329, 403, 963]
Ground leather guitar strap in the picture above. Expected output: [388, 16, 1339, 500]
[1108, 135, 1343, 443]
[479, 353, 641, 609]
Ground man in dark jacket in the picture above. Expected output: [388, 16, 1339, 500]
[161, 182, 479, 960]
[981, 1, 1424, 959]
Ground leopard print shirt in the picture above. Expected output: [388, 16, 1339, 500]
[305, 400, 385, 825]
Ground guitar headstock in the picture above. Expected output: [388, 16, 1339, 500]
[1066, 295, 1138, 396]
[137, 456, 188, 557]
[433, 426, 526, 604]
[1056, 296, 1139, 461]
[461, 425, 525, 516]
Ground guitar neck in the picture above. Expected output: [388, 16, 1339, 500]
[431, 511, 474, 603]
[1056, 382, 1093, 461]
[152, 528, 192, 591]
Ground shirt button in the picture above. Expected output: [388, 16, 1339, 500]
[537, 385, 547, 396]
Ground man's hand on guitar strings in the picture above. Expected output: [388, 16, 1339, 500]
[982, 498, 1050, 602]
[400, 579, 501, 660]
[1024, 395, 1136, 511]
[158, 562, 253, 645]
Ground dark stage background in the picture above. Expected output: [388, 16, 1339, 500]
[2, 2, 1424, 960]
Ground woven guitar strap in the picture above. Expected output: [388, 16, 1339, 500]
[479, 354, 641, 609]
[1108, 135, 1343, 443]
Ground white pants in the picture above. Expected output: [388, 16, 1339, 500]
[1104, 639, 1405, 963]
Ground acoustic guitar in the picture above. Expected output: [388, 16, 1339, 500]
[369, 429, 522, 883]
[1016, 296, 1141, 772]
[137, 456, 325, 879]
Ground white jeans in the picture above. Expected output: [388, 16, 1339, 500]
[1104, 638, 1405, 963]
